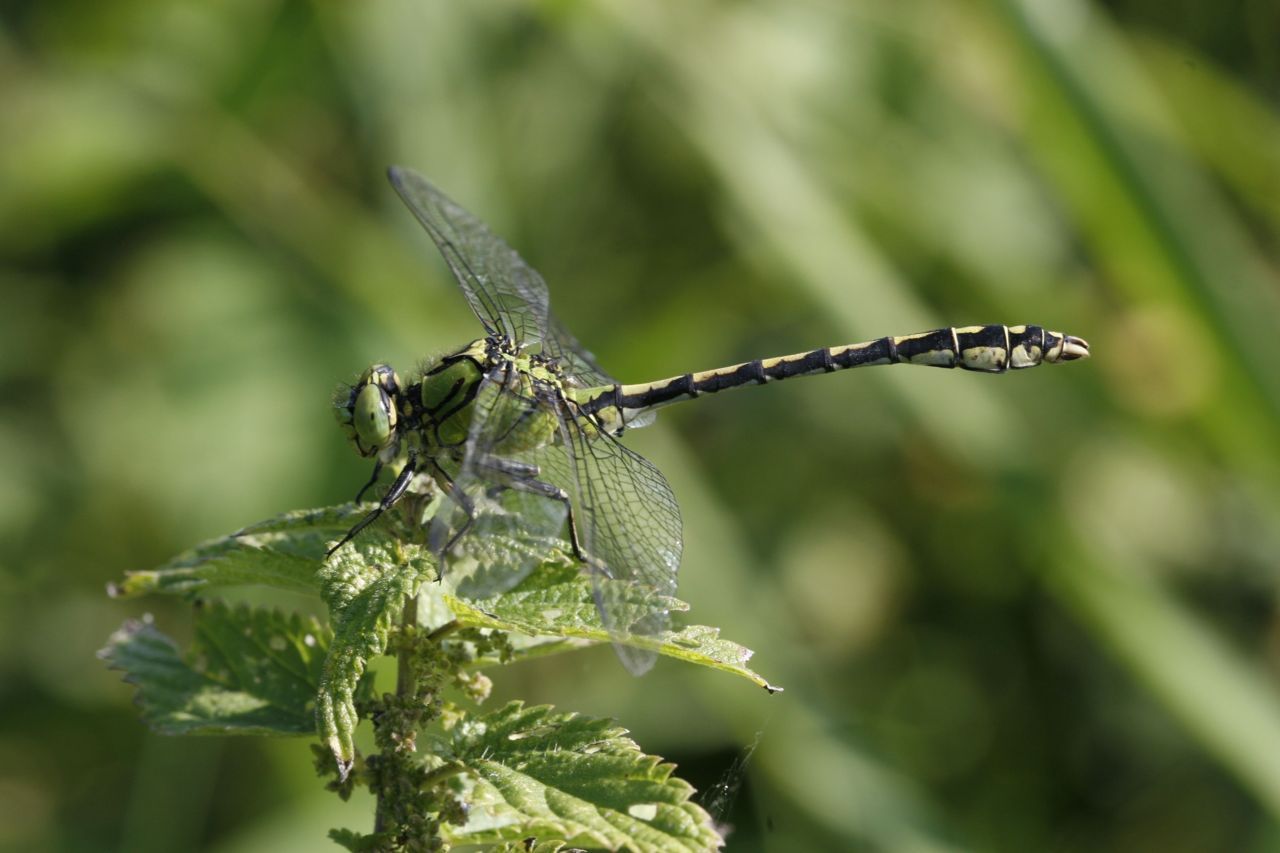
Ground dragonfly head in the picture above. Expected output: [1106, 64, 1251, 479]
[335, 364, 402, 458]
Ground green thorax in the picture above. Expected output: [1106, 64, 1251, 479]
[409, 338, 567, 458]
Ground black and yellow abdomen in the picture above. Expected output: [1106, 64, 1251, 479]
[573, 324, 1089, 435]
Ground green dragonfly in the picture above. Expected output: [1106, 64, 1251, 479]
[332, 166, 1089, 674]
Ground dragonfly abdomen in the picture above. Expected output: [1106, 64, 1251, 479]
[867, 324, 1089, 372]
[575, 324, 1088, 432]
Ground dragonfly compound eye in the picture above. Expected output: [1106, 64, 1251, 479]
[335, 364, 400, 457]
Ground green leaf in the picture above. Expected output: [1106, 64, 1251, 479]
[442, 702, 723, 852]
[98, 602, 331, 736]
[316, 533, 435, 775]
[470, 635, 593, 668]
[109, 504, 372, 598]
[327, 828, 391, 851]
[446, 563, 779, 693]
[488, 841, 576, 853]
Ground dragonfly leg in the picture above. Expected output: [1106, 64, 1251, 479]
[353, 460, 384, 502]
[428, 464, 476, 568]
[478, 456, 597, 570]
[327, 456, 417, 557]
[479, 457, 541, 480]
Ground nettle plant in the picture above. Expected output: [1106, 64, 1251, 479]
[100, 487, 775, 851]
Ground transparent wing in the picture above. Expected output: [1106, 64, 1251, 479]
[429, 367, 682, 674]
[427, 366, 569, 598]
[545, 313, 662, 429]
[389, 166, 624, 391]
[555, 408, 683, 675]
[389, 166, 550, 348]
[544, 314, 616, 387]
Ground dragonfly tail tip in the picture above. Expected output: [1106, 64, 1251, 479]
[1060, 334, 1090, 362]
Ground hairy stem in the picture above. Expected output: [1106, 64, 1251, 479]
[373, 592, 419, 836]
[396, 594, 418, 700]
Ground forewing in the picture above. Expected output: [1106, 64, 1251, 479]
[389, 166, 549, 347]
[544, 313, 615, 387]
[556, 411, 683, 675]
[546, 315, 657, 430]
[388, 167, 637, 421]
[428, 367, 568, 598]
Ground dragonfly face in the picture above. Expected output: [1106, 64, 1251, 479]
[334, 363, 402, 459]
[328, 166, 1089, 677]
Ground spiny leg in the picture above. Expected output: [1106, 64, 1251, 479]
[354, 460, 384, 503]
[327, 456, 418, 557]
[478, 456, 598, 572]
[429, 463, 477, 562]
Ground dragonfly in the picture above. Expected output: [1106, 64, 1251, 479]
[331, 166, 1090, 675]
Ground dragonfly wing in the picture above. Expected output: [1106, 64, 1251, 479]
[545, 314, 657, 430]
[554, 408, 683, 675]
[544, 313, 615, 386]
[427, 366, 569, 598]
[389, 166, 549, 348]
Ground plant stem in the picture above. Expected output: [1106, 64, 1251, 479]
[373, 592, 419, 836]
[397, 593, 418, 700]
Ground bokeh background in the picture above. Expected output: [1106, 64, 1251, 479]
[4, 0, 1280, 850]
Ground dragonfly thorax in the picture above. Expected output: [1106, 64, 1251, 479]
[416, 337, 568, 453]
[414, 339, 492, 450]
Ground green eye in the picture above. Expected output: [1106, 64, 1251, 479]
[336, 363, 401, 457]
[352, 383, 394, 455]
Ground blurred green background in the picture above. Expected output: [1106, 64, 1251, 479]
[4, 0, 1280, 850]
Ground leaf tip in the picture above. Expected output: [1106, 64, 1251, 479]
[327, 735, 354, 781]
